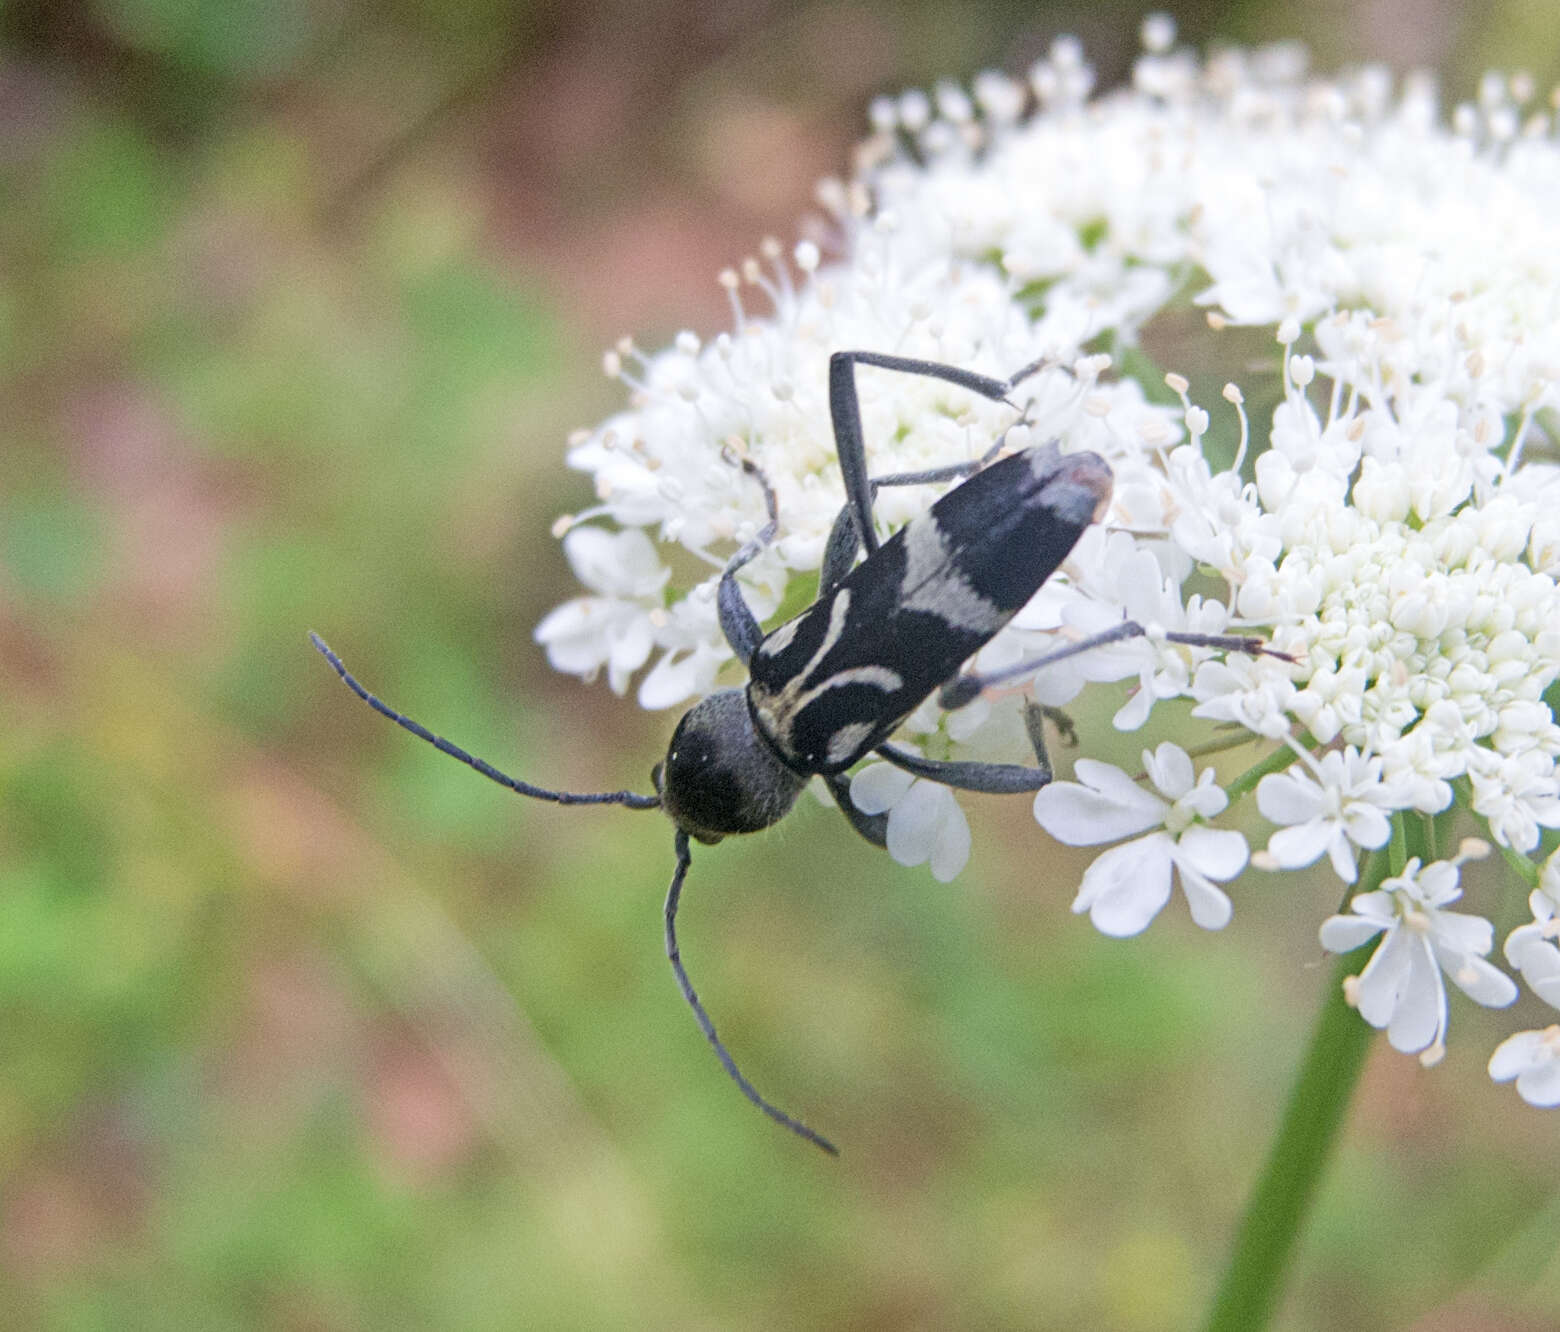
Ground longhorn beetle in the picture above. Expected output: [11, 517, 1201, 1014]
[313, 350, 1277, 1155]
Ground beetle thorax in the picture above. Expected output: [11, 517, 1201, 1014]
[657, 689, 806, 843]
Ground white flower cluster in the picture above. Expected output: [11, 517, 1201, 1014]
[537, 19, 1560, 1103]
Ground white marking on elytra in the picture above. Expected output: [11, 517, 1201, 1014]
[749, 589, 908, 766]
[751, 589, 854, 741]
[808, 589, 854, 678]
[758, 615, 801, 657]
[826, 665, 903, 692]
[826, 722, 875, 766]
[899, 511, 1007, 633]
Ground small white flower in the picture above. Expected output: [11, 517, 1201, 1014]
[850, 762, 972, 882]
[1469, 750, 1560, 853]
[1033, 743, 1247, 936]
[1190, 653, 1297, 740]
[1320, 852, 1517, 1060]
[1489, 1026, 1560, 1107]
[1286, 664, 1366, 747]
[1256, 747, 1401, 884]
[1502, 850, 1560, 1010]
[634, 590, 730, 710]
[1058, 534, 1222, 732]
[1503, 898, 1560, 1011]
[533, 527, 668, 694]
[1376, 727, 1457, 817]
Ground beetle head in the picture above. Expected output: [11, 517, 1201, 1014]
[653, 688, 806, 843]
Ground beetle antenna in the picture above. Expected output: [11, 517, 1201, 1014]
[310, 633, 661, 810]
[665, 830, 838, 1155]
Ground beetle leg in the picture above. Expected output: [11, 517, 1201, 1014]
[817, 445, 1012, 595]
[822, 772, 890, 847]
[818, 504, 863, 598]
[938, 623, 1290, 712]
[1038, 704, 1079, 749]
[874, 742, 1054, 794]
[828, 350, 1052, 560]
[715, 451, 781, 666]
[870, 700, 1054, 794]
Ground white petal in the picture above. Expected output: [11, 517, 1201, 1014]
[1353, 927, 1411, 1030]
[1490, 1030, 1560, 1107]
[1175, 826, 1249, 882]
[1505, 922, 1549, 968]
[1517, 1062, 1560, 1107]
[1266, 820, 1332, 870]
[637, 650, 703, 709]
[1180, 774, 1230, 820]
[850, 762, 913, 816]
[1319, 914, 1386, 953]
[563, 526, 666, 597]
[1324, 831, 1360, 884]
[1257, 770, 1324, 824]
[561, 525, 629, 592]
[1489, 1030, 1547, 1082]
[533, 598, 592, 646]
[1437, 951, 1518, 1009]
[944, 696, 991, 743]
[1072, 834, 1175, 937]
[606, 615, 655, 693]
[1034, 760, 1166, 845]
[1030, 667, 1085, 707]
[1385, 939, 1444, 1054]
[1340, 803, 1392, 851]
[929, 796, 972, 883]
[886, 780, 946, 869]
[1507, 932, 1560, 1009]
[1415, 861, 1463, 907]
[1111, 685, 1156, 732]
[1531, 973, 1560, 1011]
[1429, 910, 1494, 957]
[1347, 890, 1398, 924]
[1175, 861, 1235, 930]
[534, 599, 628, 680]
[1145, 743, 1195, 799]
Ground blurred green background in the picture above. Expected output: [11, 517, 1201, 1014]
[4, 1, 1560, 1327]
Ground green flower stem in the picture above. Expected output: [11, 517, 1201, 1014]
[1201, 851, 1386, 1332]
[1222, 741, 1302, 804]
[1389, 812, 1409, 875]
[1495, 837, 1540, 890]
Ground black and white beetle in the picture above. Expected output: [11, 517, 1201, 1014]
[313, 351, 1273, 1154]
